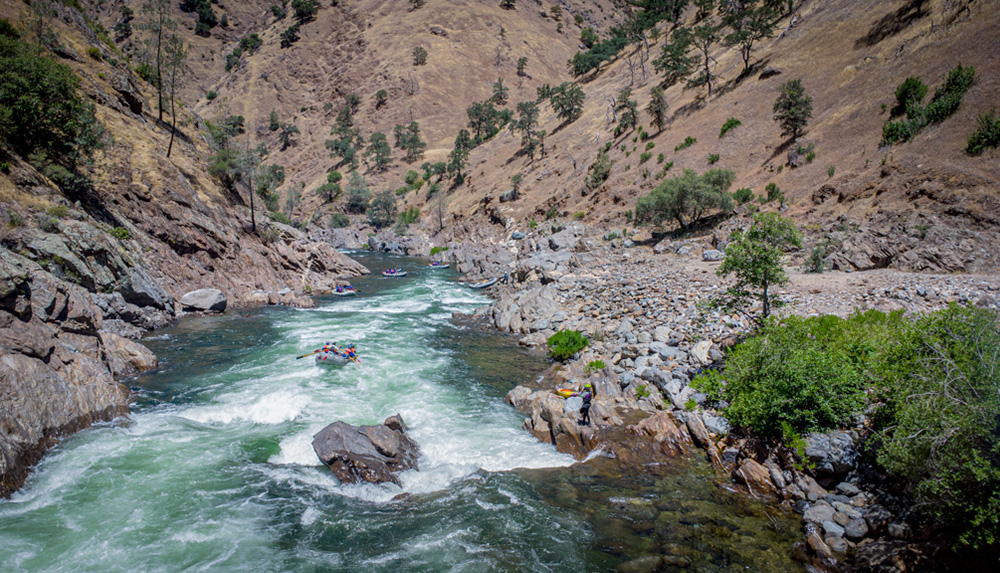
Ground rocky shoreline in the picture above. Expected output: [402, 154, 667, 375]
[423, 219, 998, 571]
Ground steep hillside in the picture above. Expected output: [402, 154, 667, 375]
[115, 0, 998, 275]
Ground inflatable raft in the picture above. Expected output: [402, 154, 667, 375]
[382, 269, 407, 277]
[469, 277, 498, 289]
[428, 262, 450, 269]
[315, 351, 347, 366]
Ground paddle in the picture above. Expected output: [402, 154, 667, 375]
[296, 349, 322, 359]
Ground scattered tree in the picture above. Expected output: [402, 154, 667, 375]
[367, 190, 397, 228]
[635, 168, 735, 230]
[140, 0, 176, 123]
[549, 82, 586, 123]
[365, 131, 392, 170]
[773, 78, 813, 139]
[689, 18, 722, 96]
[447, 129, 472, 182]
[344, 171, 370, 213]
[280, 23, 300, 48]
[653, 26, 694, 86]
[516, 56, 528, 77]
[466, 100, 501, 143]
[394, 121, 426, 162]
[723, 1, 775, 74]
[646, 86, 668, 134]
[714, 212, 802, 326]
[412, 46, 427, 66]
[163, 34, 187, 158]
[291, 0, 320, 23]
[278, 122, 299, 150]
[325, 105, 362, 168]
[375, 89, 388, 109]
[614, 87, 639, 136]
[491, 77, 509, 106]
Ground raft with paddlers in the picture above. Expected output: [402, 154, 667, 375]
[382, 268, 407, 277]
[296, 342, 361, 365]
[428, 262, 449, 269]
[469, 277, 497, 289]
[334, 284, 357, 296]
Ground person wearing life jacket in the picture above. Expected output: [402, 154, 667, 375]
[577, 383, 593, 426]
[345, 344, 356, 360]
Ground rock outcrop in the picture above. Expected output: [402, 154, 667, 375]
[181, 288, 228, 313]
[312, 414, 420, 485]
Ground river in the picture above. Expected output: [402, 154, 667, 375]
[0, 252, 805, 572]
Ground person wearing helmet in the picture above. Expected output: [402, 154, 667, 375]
[578, 383, 593, 426]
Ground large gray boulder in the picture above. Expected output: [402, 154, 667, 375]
[804, 431, 859, 481]
[121, 267, 173, 311]
[180, 289, 227, 312]
[312, 414, 420, 485]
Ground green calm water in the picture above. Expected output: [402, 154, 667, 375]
[0, 252, 805, 572]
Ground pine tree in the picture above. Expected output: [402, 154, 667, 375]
[653, 27, 694, 87]
[365, 132, 392, 170]
[164, 34, 187, 158]
[140, 0, 176, 123]
[773, 79, 813, 139]
[646, 86, 668, 134]
[549, 82, 586, 123]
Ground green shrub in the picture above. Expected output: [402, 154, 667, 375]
[0, 161, 9, 174]
[206, 90, 217, 101]
[585, 360, 606, 374]
[260, 225, 281, 244]
[639, 152, 652, 164]
[805, 150, 816, 163]
[46, 204, 69, 219]
[656, 153, 665, 164]
[546, 329, 589, 361]
[765, 182, 782, 202]
[719, 117, 741, 138]
[891, 76, 927, 118]
[872, 305, 1000, 548]
[636, 384, 650, 398]
[966, 108, 1000, 155]
[395, 186, 409, 196]
[674, 136, 696, 151]
[803, 241, 827, 273]
[6, 211, 23, 228]
[328, 213, 349, 228]
[429, 246, 449, 256]
[827, 165, 836, 177]
[528, 218, 538, 229]
[733, 187, 754, 205]
[398, 206, 420, 225]
[87, 46, 101, 60]
[109, 226, 130, 241]
[573, 211, 585, 220]
[645, 141, 655, 150]
[708, 153, 720, 164]
[692, 315, 869, 436]
[586, 152, 612, 189]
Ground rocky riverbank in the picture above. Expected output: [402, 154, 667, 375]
[1, 159, 369, 497]
[429, 219, 999, 571]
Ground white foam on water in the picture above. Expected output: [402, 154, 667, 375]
[180, 390, 309, 425]
[270, 429, 324, 466]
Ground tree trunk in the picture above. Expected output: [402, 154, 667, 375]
[761, 282, 770, 320]
[166, 93, 176, 157]
[155, 25, 164, 123]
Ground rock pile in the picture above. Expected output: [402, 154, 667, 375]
[312, 414, 420, 486]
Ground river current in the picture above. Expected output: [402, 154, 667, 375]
[0, 253, 805, 572]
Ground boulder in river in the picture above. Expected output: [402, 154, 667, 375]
[180, 288, 227, 312]
[312, 414, 420, 485]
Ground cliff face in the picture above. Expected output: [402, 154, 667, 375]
[0, 1, 369, 495]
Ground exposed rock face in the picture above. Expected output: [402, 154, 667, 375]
[803, 431, 858, 483]
[312, 414, 420, 485]
[181, 289, 228, 312]
[1, 251, 156, 497]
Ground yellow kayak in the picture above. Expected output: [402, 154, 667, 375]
[555, 388, 574, 398]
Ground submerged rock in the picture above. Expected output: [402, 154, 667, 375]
[312, 414, 420, 485]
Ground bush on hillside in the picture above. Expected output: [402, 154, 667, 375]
[547, 330, 588, 361]
[966, 108, 1000, 155]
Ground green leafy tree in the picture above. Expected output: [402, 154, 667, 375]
[412, 45, 427, 66]
[646, 86, 668, 134]
[580, 27, 598, 48]
[689, 19, 722, 96]
[256, 163, 284, 211]
[365, 131, 392, 170]
[514, 100, 541, 154]
[291, 0, 320, 23]
[278, 122, 299, 150]
[635, 169, 735, 230]
[344, 171, 370, 213]
[0, 33, 104, 168]
[466, 100, 500, 143]
[723, 2, 775, 73]
[395, 121, 426, 162]
[773, 78, 813, 139]
[447, 129, 472, 182]
[715, 212, 802, 325]
[614, 86, 639, 136]
[367, 190, 398, 228]
[375, 89, 388, 109]
[491, 77, 509, 106]
[280, 23, 300, 48]
[113, 6, 134, 42]
[549, 82, 586, 123]
[269, 109, 280, 131]
[516, 56, 528, 77]
[653, 26, 694, 86]
[325, 106, 361, 168]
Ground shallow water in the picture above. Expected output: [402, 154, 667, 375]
[0, 252, 805, 572]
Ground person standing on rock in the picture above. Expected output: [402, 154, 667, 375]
[577, 383, 593, 426]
